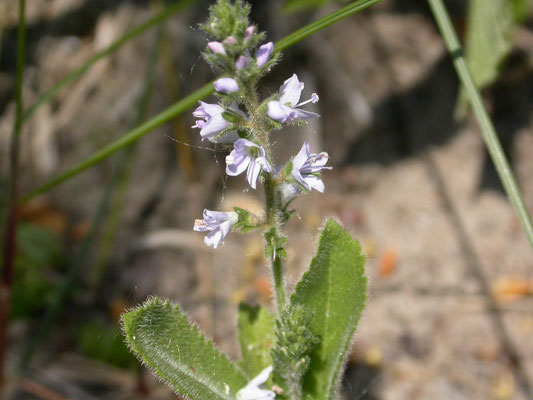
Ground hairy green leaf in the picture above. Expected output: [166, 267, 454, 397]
[292, 219, 366, 399]
[122, 297, 247, 400]
[237, 304, 275, 377]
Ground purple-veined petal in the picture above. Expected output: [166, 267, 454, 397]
[267, 101, 296, 123]
[214, 78, 239, 94]
[292, 142, 310, 169]
[200, 114, 231, 139]
[246, 160, 262, 189]
[256, 42, 274, 67]
[204, 229, 224, 248]
[291, 108, 320, 120]
[256, 156, 272, 173]
[301, 152, 331, 173]
[193, 101, 224, 118]
[303, 174, 325, 193]
[279, 74, 303, 106]
[234, 138, 259, 152]
[226, 152, 251, 176]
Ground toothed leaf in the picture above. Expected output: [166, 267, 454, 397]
[292, 219, 367, 399]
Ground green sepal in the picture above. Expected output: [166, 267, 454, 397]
[222, 110, 245, 124]
[233, 207, 260, 233]
[282, 160, 293, 180]
[237, 304, 275, 377]
[122, 297, 248, 400]
[292, 219, 367, 400]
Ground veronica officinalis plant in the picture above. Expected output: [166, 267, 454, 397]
[122, 2, 367, 399]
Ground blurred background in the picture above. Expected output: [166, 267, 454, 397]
[1, 0, 533, 398]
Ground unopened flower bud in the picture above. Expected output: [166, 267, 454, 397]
[224, 36, 237, 46]
[244, 26, 255, 43]
[256, 42, 274, 67]
[214, 77, 240, 94]
[208, 41, 226, 55]
[235, 56, 250, 70]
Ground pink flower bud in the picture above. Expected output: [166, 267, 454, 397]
[207, 41, 226, 55]
[235, 56, 250, 70]
[244, 26, 255, 43]
[224, 36, 237, 46]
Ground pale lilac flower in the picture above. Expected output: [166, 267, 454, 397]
[226, 139, 272, 189]
[224, 36, 237, 46]
[237, 366, 275, 400]
[291, 142, 331, 192]
[194, 209, 238, 248]
[256, 42, 274, 67]
[236, 56, 249, 70]
[192, 101, 245, 143]
[207, 41, 226, 55]
[244, 26, 255, 43]
[214, 77, 239, 94]
[267, 74, 320, 123]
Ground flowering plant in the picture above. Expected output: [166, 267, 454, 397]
[121, 1, 366, 399]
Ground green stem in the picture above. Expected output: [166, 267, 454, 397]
[427, 0, 533, 254]
[21, 0, 381, 202]
[22, 0, 199, 122]
[264, 176, 286, 310]
[274, 0, 381, 53]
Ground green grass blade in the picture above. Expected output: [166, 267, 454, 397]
[22, 0, 199, 122]
[21, 81, 214, 201]
[22, 0, 381, 202]
[427, 0, 533, 253]
[275, 0, 380, 52]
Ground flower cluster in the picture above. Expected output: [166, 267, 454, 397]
[192, 6, 330, 250]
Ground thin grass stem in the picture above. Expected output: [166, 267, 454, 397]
[427, 0, 533, 254]
[22, 0, 199, 122]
